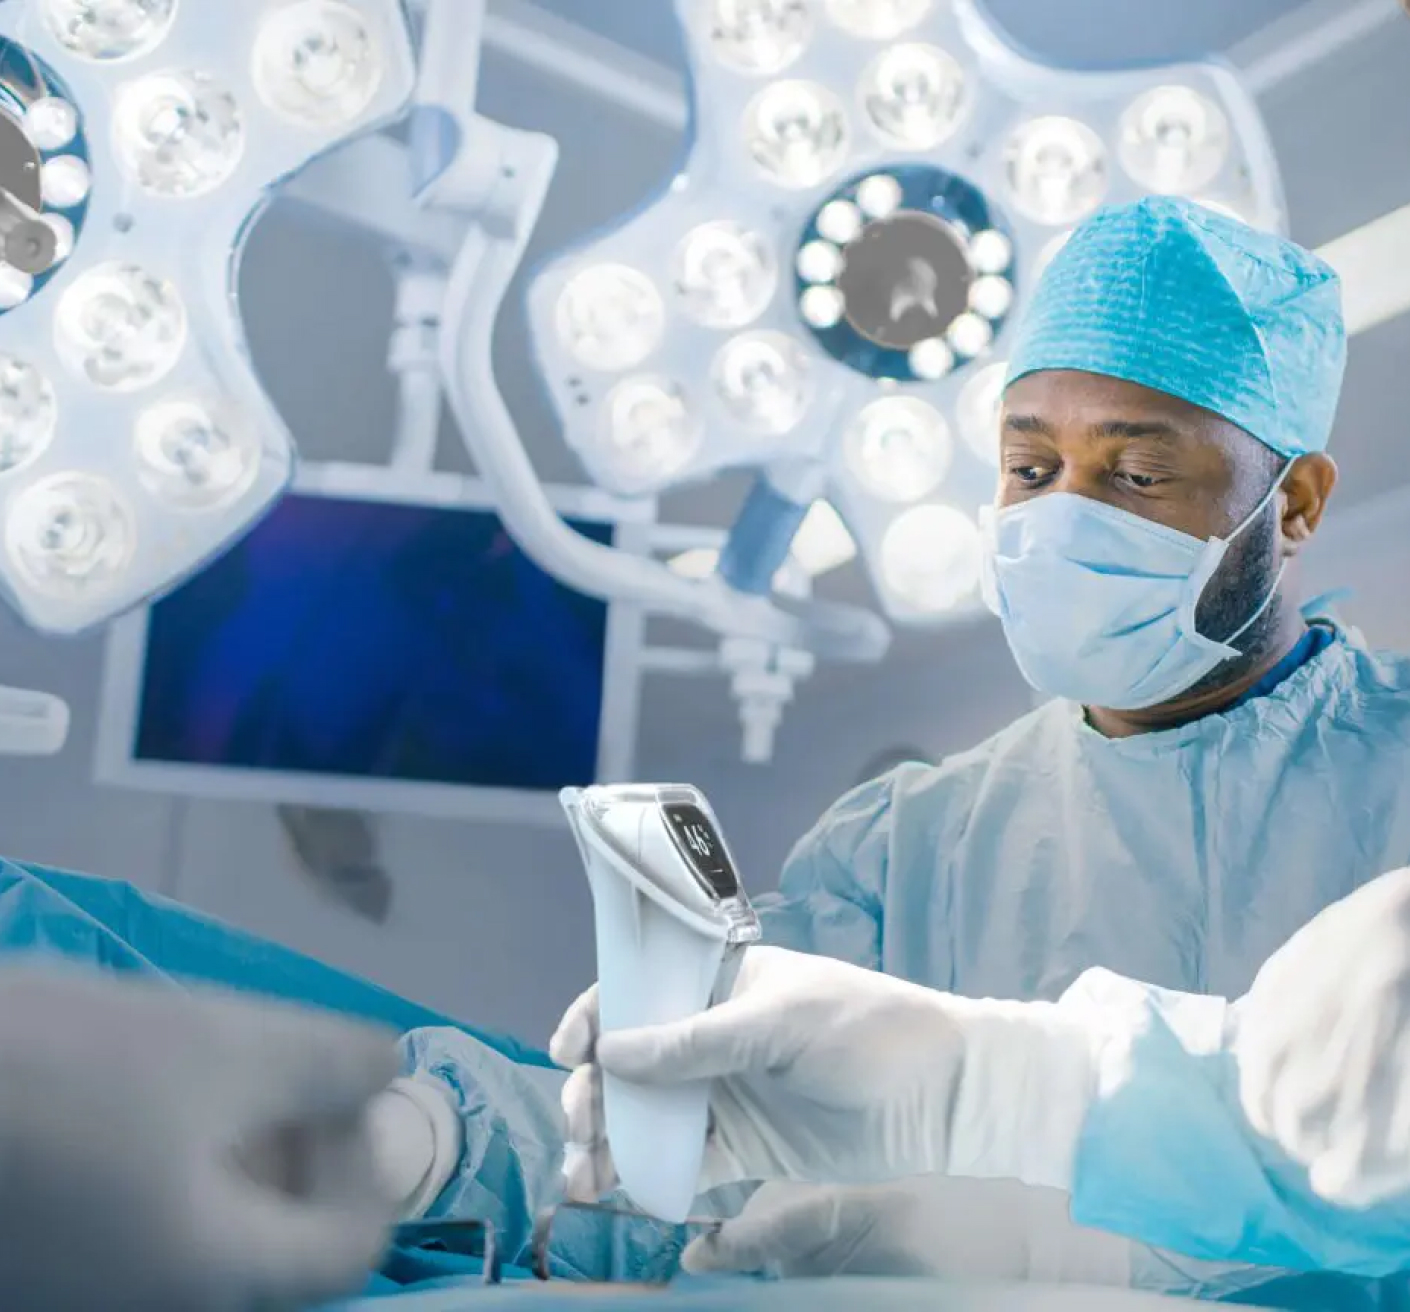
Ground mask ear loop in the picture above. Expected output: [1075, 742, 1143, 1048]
[1179, 458, 1295, 645]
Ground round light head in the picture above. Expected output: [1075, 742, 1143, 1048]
[880, 504, 982, 613]
[845, 396, 952, 503]
[796, 239, 843, 284]
[114, 71, 246, 198]
[816, 199, 863, 245]
[711, 331, 811, 434]
[743, 80, 850, 189]
[599, 376, 700, 489]
[134, 400, 261, 510]
[946, 311, 992, 359]
[41, 0, 176, 62]
[856, 173, 903, 220]
[0, 356, 58, 475]
[907, 336, 953, 381]
[799, 283, 845, 328]
[825, 0, 931, 40]
[1119, 85, 1229, 195]
[55, 262, 188, 392]
[556, 264, 664, 373]
[41, 155, 91, 209]
[25, 98, 80, 152]
[706, 0, 812, 75]
[43, 215, 76, 266]
[0, 266, 34, 311]
[969, 229, 1012, 277]
[859, 43, 967, 150]
[253, 0, 384, 128]
[5, 472, 135, 598]
[672, 221, 777, 329]
[968, 275, 1013, 321]
[957, 360, 1007, 466]
[1004, 116, 1107, 226]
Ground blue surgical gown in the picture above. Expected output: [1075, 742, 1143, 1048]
[753, 624, 1410, 1305]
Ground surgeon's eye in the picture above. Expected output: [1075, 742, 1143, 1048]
[1116, 470, 1165, 490]
[1006, 463, 1055, 487]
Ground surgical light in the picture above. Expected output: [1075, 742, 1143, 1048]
[525, 0, 1283, 640]
[968, 274, 1013, 320]
[0, 355, 57, 474]
[0, 0, 415, 634]
[0, 265, 32, 309]
[251, 0, 386, 128]
[132, 399, 259, 511]
[54, 263, 187, 392]
[743, 79, 849, 188]
[706, 0, 812, 75]
[557, 264, 665, 372]
[799, 282, 844, 328]
[113, 72, 246, 198]
[908, 336, 952, 381]
[40, 152, 89, 206]
[856, 171, 902, 219]
[711, 330, 811, 434]
[6, 471, 134, 596]
[957, 361, 1007, 467]
[601, 375, 700, 491]
[796, 238, 842, 283]
[844, 396, 951, 503]
[672, 221, 776, 329]
[40, 0, 176, 62]
[24, 96, 76, 150]
[1004, 116, 1107, 226]
[968, 229, 1012, 276]
[881, 503, 981, 614]
[824, 0, 931, 40]
[859, 43, 967, 150]
[1119, 85, 1229, 195]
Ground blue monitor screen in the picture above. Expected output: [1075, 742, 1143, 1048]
[134, 492, 615, 793]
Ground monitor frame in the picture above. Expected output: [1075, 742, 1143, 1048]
[94, 462, 652, 826]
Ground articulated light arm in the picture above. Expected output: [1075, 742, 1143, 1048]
[430, 114, 890, 663]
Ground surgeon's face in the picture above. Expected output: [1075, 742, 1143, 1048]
[997, 369, 1336, 646]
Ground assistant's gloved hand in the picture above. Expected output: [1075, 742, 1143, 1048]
[680, 1177, 1133, 1284]
[1235, 867, 1410, 1206]
[366, 1072, 464, 1219]
[0, 966, 401, 1312]
[550, 945, 1101, 1202]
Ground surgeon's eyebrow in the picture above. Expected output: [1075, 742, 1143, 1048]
[1002, 413, 1051, 434]
[1087, 419, 1186, 443]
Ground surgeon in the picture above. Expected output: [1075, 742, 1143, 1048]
[553, 196, 1410, 1305]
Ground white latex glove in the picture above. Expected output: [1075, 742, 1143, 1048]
[550, 945, 1100, 1202]
[367, 1073, 463, 1219]
[0, 966, 400, 1312]
[1235, 867, 1410, 1206]
[683, 1177, 1132, 1282]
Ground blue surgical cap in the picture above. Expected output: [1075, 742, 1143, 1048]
[1006, 197, 1346, 458]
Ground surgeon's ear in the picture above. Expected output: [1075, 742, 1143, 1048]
[1279, 454, 1338, 556]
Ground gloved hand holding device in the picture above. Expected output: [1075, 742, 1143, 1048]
[0, 965, 402, 1312]
[550, 943, 1104, 1202]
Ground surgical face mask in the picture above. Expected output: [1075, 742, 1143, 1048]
[979, 470, 1289, 711]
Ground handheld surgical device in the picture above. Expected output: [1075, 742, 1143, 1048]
[561, 784, 760, 1223]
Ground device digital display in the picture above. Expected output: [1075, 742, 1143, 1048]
[131, 491, 616, 794]
[664, 802, 740, 900]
